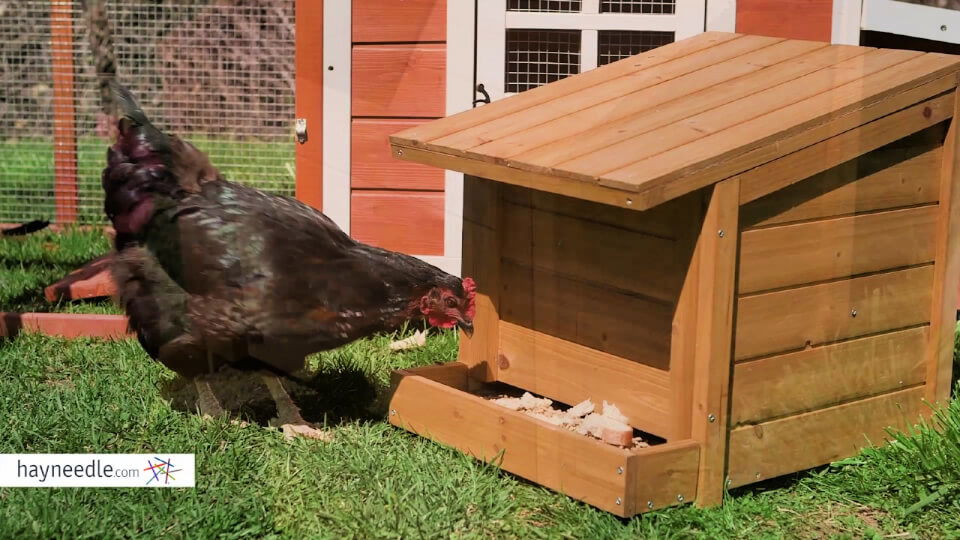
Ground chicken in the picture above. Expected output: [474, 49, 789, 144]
[102, 85, 476, 439]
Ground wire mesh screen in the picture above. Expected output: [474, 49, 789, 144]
[0, 0, 295, 225]
[507, 1, 582, 12]
[600, 0, 676, 14]
[505, 29, 581, 93]
[598, 30, 674, 65]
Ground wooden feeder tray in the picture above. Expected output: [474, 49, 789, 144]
[386, 32, 960, 516]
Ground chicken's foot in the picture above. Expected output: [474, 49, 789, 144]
[260, 372, 332, 441]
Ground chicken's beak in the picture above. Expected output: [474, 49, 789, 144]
[457, 319, 474, 337]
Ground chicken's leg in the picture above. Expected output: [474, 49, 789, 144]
[260, 372, 332, 441]
[194, 374, 225, 418]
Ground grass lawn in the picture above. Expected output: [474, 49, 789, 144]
[1, 234, 959, 537]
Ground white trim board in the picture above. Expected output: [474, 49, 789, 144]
[706, 0, 736, 32]
[861, 0, 960, 45]
[832, 0, 862, 45]
[322, 0, 351, 233]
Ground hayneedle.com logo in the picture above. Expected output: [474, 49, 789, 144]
[0, 454, 195, 487]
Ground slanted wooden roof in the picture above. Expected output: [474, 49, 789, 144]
[390, 32, 960, 210]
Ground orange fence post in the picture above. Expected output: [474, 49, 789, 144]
[50, 0, 79, 223]
[295, 0, 323, 210]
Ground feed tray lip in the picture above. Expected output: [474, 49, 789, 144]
[0, 312, 131, 339]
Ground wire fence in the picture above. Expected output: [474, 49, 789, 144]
[0, 0, 295, 224]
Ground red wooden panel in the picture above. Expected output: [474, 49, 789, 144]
[353, 0, 446, 43]
[737, 0, 833, 42]
[352, 119, 445, 190]
[295, 0, 323, 210]
[352, 44, 446, 117]
[50, 0, 77, 223]
[351, 191, 444, 255]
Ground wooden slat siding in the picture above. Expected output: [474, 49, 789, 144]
[352, 0, 445, 43]
[574, 48, 930, 183]
[500, 260, 673, 370]
[735, 265, 935, 360]
[731, 327, 929, 425]
[741, 143, 943, 229]
[624, 440, 701, 516]
[510, 43, 867, 168]
[458, 177, 500, 381]
[0, 313, 131, 339]
[352, 119, 444, 190]
[388, 371, 634, 516]
[439, 36, 797, 154]
[352, 45, 445, 118]
[295, 0, 323, 209]
[739, 206, 939, 294]
[50, 0, 78, 223]
[392, 32, 743, 147]
[727, 387, 924, 488]
[738, 92, 955, 205]
[500, 203, 683, 304]
[389, 361, 469, 391]
[736, 0, 833, 42]
[497, 321, 674, 438]
[350, 191, 444, 254]
[500, 185, 687, 239]
[925, 86, 960, 406]
[688, 179, 739, 507]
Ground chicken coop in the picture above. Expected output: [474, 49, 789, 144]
[385, 32, 960, 515]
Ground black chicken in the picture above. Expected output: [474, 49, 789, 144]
[102, 86, 476, 439]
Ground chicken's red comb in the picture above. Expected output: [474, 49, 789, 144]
[462, 277, 477, 319]
[462, 277, 477, 296]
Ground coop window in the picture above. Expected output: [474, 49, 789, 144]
[598, 30, 675, 65]
[600, 0, 676, 14]
[506, 29, 581, 93]
[507, 0, 582, 12]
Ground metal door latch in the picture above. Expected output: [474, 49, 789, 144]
[473, 83, 491, 106]
[295, 118, 307, 144]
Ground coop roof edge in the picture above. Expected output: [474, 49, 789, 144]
[390, 32, 960, 210]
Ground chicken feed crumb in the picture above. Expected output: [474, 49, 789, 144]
[489, 394, 641, 448]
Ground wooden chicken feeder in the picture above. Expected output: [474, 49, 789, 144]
[385, 32, 960, 516]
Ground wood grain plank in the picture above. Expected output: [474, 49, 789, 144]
[731, 327, 928, 424]
[741, 142, 943, 228]
[439, 36, 799, 155]
[624, 440, 701, 515]
[352, 119, 445, 190]
[391, 32, 744, 147]
[497, 321, 674, 439]
[925, 86, 960, 406]
[500, 260, 673, 370]
[506, 42, 860, 167]
[352, 44, 445, 117]
[735, 265, 935, 360]
[388, 370, 633, 516]
[688, 179, 739, 507]
[352, 0, 445, 43]
[350, 190, 444, 254]
[736, 0, 833, 42]
[739, 205, 939, 294]
[458, 177, 500, 381]
[738, 92, 954, 205]
[294, 0, 323, 209]
[500, 202, 684, 304]
[727, 387, 925, 488]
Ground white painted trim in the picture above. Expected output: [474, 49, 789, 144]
[832, 0, 862, 45]
[583, 0, 600, 15]
[861, 0, 960, 45]
[582, 29, 599, 71]
[675, 0, 707, 38]
[505, 11, 688, 32]
[438, 0, 476, 278]
[477, 0, 508, 102]
[706, 0, 736, 32]
[322, 0, 351, 233]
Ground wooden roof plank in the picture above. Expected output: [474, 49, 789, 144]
[472, 39, 834, 162]
[506, 43, 869, 169]
[390, 32, 743, 147]
[560, 48, 923, 183]
[431, 35, 787, 154]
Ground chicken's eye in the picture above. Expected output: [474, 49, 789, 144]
[444, 297, 458, 308]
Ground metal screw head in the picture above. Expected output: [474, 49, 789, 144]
[396, 149, 403, 157]
[851, 309, 858, 318]
[707, 414, 716, 423]
[615, 497, 622, 506]
[647, 500, 654, 509]
[942, 24, 948, 31]
[616, 466, 624, 475]
[755, 472, 761, 479]
[625, 198, 633, 206]
[389, 409, 396, 416]
[718, 229, 725, 238]
[676, 494, 684, 503]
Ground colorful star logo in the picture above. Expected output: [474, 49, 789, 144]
[144, 457, 183, 485]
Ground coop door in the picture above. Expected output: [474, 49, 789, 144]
[475, 0, 706, 103]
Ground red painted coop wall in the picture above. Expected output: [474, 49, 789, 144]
[350, 0, 447, 255]
[736, 0, 834, 42]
